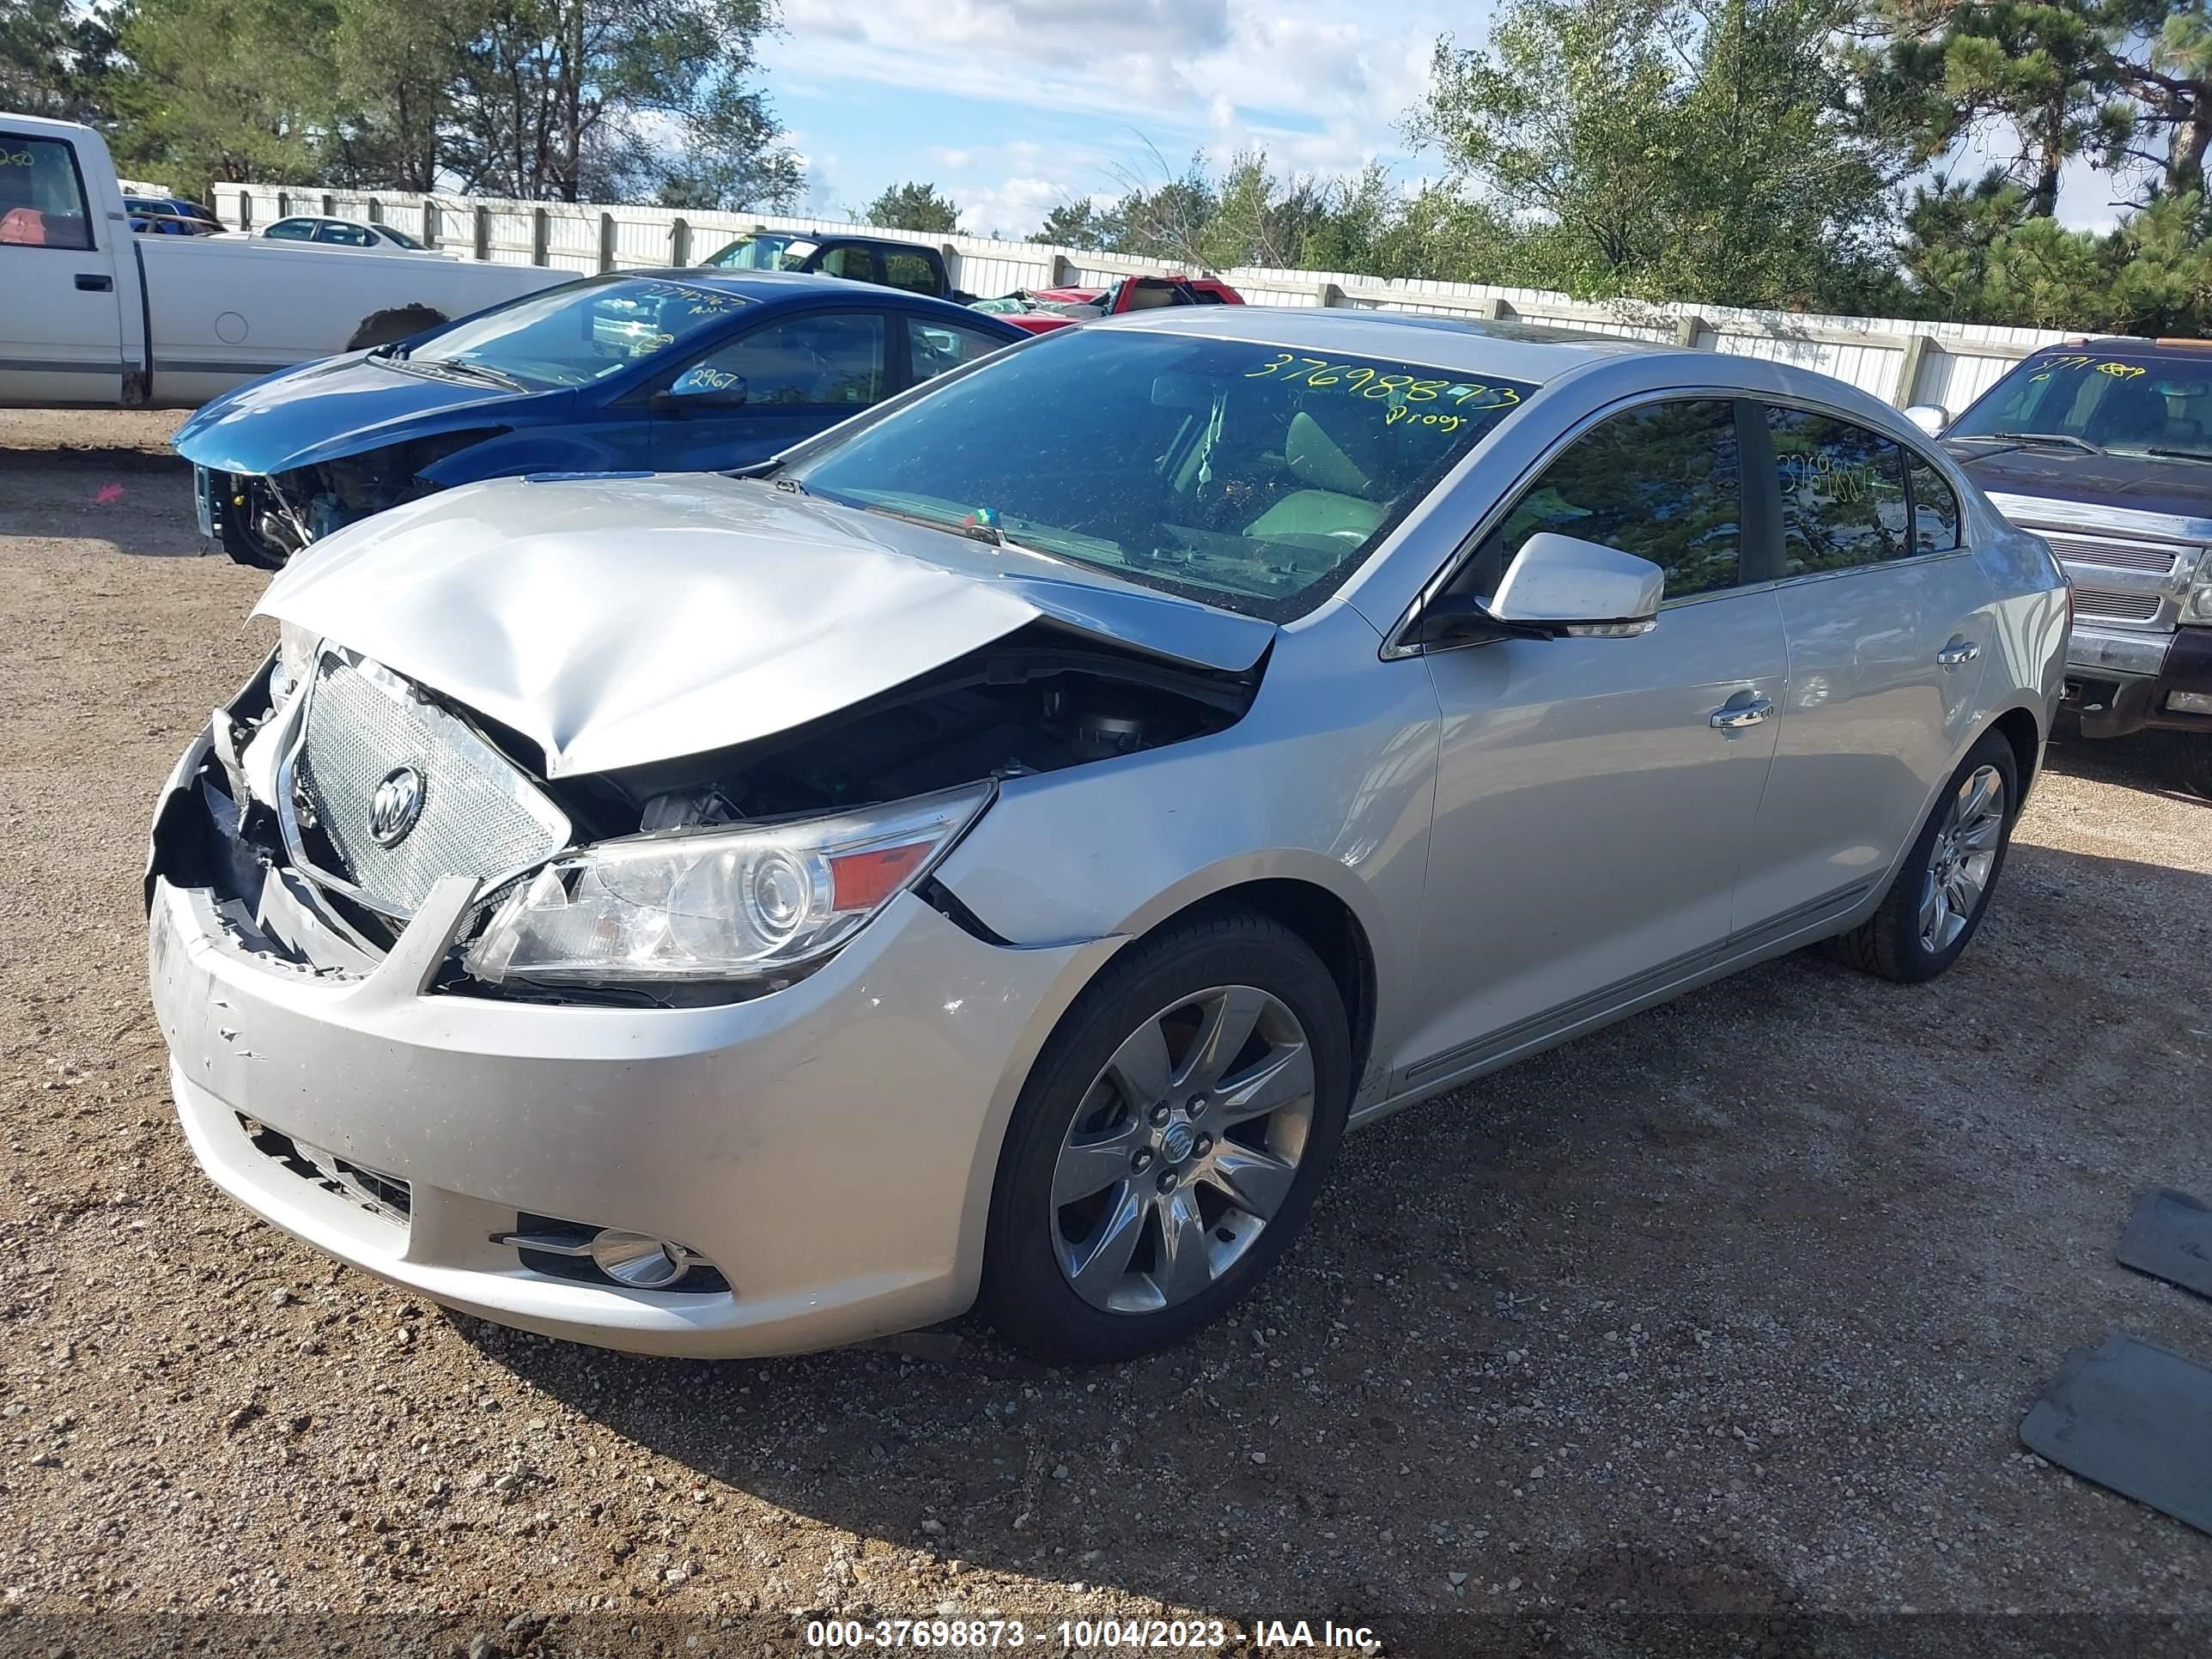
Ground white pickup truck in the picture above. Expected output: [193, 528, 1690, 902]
[3, 112, 575, 409]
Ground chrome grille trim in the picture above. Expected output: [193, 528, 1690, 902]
[2039, 533, 2188, 574]
[2069, 586, 2165, 623]
[278, 649, 570, 919]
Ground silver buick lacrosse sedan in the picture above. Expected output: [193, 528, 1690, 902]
[148, 307, 2069, 1362]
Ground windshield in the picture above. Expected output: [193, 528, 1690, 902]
[787, 329, 1535, 620]
[707, 234, 811, 271]
[401, 276, 751, 388]
[1951, 349, 2212, 457]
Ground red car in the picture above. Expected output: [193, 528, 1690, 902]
[976, 274, 1244, 334]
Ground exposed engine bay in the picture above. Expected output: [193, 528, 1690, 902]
[209, 430, 499, 567]
[152, 623, 1261, 998]
[547, 622, 1260, 840]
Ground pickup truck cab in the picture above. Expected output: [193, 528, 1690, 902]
[2, 112, 576, 409]
[975, 275, 1245, 335]
[1924, 339, 2212, 797]
[702, 231, 966, 302]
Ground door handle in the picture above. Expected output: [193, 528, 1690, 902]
[75, 273, 113, 292]
[1937, 639, 1981, 669]
[1710, 696, 1774, 730]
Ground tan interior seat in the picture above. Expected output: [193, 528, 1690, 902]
[1244, 411, 1385, 543]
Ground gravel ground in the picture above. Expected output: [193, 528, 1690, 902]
[3, 410, 2210, 1658]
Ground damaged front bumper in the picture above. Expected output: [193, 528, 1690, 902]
[144, 714, 1116, 1358]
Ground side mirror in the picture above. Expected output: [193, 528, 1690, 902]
[658, 368, 749, 410]
[1903, 403, 1950, 436]
[1488, 532, 1664, 638]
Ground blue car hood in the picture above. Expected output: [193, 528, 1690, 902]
[174, 353, 556, 476]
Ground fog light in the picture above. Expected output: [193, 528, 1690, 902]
[2168, 689, 2212, 715]
[587, 1231, 694, 1289]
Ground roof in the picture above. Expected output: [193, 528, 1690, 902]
[1099, 302, 1688, 385]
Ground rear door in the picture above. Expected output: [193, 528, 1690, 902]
[1729, 404, 1995, 933]
[649, 307, 890, 471]
[0, 127, 124, 404]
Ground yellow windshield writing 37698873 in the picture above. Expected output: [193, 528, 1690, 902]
[1244, 353, 1522, 416]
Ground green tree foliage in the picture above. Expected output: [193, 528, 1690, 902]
[1413, 0, 1907, 308]
[863, 179, 961, 232]
[102, 0, 801, 208]
[108, 0, 337, 189]
[2, 0, 121, 124]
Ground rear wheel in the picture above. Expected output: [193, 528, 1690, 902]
[1826, 729, 2019, 983]
[981, 910, 1350, 1363]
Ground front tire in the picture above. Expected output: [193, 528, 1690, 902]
[981, 909, 1351, 1364]
[1826, 730, 2019, 983]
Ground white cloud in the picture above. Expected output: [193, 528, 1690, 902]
[960, 175, 1073, 238]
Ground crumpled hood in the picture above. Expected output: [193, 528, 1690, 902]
[256, 472, 1275, 778]
[175, 352, 553, 477]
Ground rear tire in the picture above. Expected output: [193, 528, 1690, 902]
[981, 909, 1350, 1364]
[1826, 729, 2019, 983]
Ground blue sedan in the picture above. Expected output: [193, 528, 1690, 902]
[176, 269, 1028, 567]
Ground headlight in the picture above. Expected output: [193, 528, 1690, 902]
[267, 620, 320, 703]
[2186, 549, 2212, 622]
[462, 781, 994, 986]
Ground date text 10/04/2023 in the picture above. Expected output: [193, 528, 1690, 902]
[802, 1617, 1378, 1649]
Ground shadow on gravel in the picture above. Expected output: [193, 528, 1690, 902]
[2041, 729, 2209, 806]
[455, 843, 2212, 1656]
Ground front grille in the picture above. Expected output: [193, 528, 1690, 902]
[2040, 533, 2189, 574]
[2069, 586, 2165, 623]
[286, 651, 569, 918]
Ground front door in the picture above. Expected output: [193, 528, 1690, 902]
[1399, 398, 1789, 1079]
[0, 128, 124, 405]
[651, 307, 890, 472]
[1729, 404, 1995, 932]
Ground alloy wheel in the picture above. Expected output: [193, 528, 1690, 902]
[1918, 763, 2006, 953]
[1049, 985, 1316, 1315]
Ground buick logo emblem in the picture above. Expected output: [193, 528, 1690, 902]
[368, 766, 425, 847]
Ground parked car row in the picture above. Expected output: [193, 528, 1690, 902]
[146, 288, 2075, 1363]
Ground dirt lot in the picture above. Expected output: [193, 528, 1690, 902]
[3, 409, 2210, 1657]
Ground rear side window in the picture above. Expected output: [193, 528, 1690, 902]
[1908, 453, 1961, 552]
[316, 221, 374, 246]
[0, 135, 94, 251]
[1459, 398, 1744, 601]
[816, 245, 876, 283]
[1765, 408, 1909, 574]
[909, 319, 1008, 383]
[690, 311, 885, 407]
[881, 251, 940, 295]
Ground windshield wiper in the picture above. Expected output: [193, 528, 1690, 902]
[2147, 445, 2212, 462]
[1990, 430, 2105, 454]
[416, 358, 527, 392]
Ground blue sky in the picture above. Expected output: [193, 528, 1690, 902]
[758, 0, 2130, 243]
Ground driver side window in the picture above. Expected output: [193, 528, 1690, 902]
[1453, 399, 1744, 603]
[684, 312, 886, 407]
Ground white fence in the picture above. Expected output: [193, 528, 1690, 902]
[211, 182, 2084, 413]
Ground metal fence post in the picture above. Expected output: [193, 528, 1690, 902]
[532, 207, 550, 266]
[1048, 252, 1074, 286]
[1673, 313, 1705, 349]
[1893, 332, 1933, 409]
[238, 192, 252, 231]
[473, 204, 490, 262]
[276, 191, 289, 219]
[671, 216, 691, 266]
[1316, 281, 1344, 308]
[598, 210, 617, 272]
[422, 199, 440, 250]
[366, 198, 382, 223]
[320, 192, 335, 216]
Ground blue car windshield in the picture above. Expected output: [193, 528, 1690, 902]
[787, 329, 1535, 620]
[400, 276, 752, 388]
